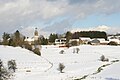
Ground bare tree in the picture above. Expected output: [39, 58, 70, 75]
[73, 48, 80, 54]
[58, 63, 65, 73]
[76, 48, 80, 54]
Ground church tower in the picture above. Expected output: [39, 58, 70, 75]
[34, 28, 39, 41]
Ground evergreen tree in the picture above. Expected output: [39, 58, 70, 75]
[2, 32, 10, 45]
[72, 31, 107, 40]
[41, 38, 48, 45]
[10, 30, 24, 47]
[65, 31, 72, 44]
[14, 30, 21, 46]
[0, 59, 10, 80]
[49, 33, 58, 43]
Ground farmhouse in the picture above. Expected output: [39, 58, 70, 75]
[55, 38, 66, 45]
[79, 37, 91, 44]
[108, 36, 120, 44]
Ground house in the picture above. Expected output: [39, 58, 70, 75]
[55, 38, 67, 47]
[96, 38, 109, 45]
[108, 36, 120, 44]
[79, 37, 91, 44]
[55, 38, 66, 45]
[109, 39, 120, 44]
[90, 39, 100, 45]
[69, 39, 80, 46]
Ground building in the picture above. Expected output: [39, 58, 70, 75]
[90, 39, 100, 45]
[25, 28, 39, 45]
[108, 36, 120, 44]
[34, 28, 39, 41]
[79, 37, 91, 44]
[69, 39, 80, 46]
[55, 38, 66, 45]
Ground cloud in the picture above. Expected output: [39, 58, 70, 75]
[20, 25, 120, 40]
[0, 0, 120, 37]
[94, 25, 120, 34]
[20, 26, 50, 38]
[42, 19, 72, 34]
[71, 25, 120, 35]
[93, 25, 110, 31]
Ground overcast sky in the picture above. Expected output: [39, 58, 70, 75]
[0, 0, 120, 38]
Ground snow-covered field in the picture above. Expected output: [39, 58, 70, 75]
[0, 45, 120, 80]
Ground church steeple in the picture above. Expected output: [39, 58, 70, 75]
[34, 28, 39, 41]
[34, 28, 38, 36]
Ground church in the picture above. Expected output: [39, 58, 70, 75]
[24, 28, 39, 45]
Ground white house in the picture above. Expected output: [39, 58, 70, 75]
[55, 38, 66, 45]
[95, 38, 109, 45]
[108, 36, 120, 44]
[79, 37, 91, 44]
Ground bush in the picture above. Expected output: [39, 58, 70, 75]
[73, 48, 80, 54]
[71, 41, 78, 46]
[100, 55, 105, 61]
[7, 60, 17, 72]
[88, 41, 92, 45]
[59, 50, 64, 54]
[100, 55, 109, 62]
[76, 48, 80, 54]
[33, 48, 41, 56]
[108, 41, 118, 46]
[0, 59, 11, 80]
[58, 63, 65, 73]
[24, 43, 32, 51]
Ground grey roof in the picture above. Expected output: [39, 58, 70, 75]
[91, 39, 100, 43]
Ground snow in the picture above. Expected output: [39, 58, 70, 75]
[0, 45, 120, 80]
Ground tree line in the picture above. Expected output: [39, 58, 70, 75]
[0, 30, 107, 46]
[72, 31, 107, 40]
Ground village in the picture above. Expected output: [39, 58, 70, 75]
[24, 28, 120, 47]
[1, 28, 120, 49]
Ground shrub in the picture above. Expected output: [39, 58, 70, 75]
[73, 48, 80, 54]
[104, 58, 109, 62]
[33, 48, 41, 56]
[59, 50, 64, 54]
[0, 59, 11, 80]
[100, 55, 109, 62]
[24, 43, 32, 51]
[73, 48, 75, 53]
[76, 48, 80, 54]
[108, 41, 118, 46]
[7, 60, 17, 72]
[71, 41, 78, 46]
[100, 55, 105, 61]
[88, 41, 92, 45]
[58, 63, 65, 73]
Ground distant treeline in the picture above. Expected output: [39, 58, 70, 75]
[72, 31, 107, 40]
[0, 30, 108, 46]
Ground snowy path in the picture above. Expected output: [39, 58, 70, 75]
[41, 56, 53, 72]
